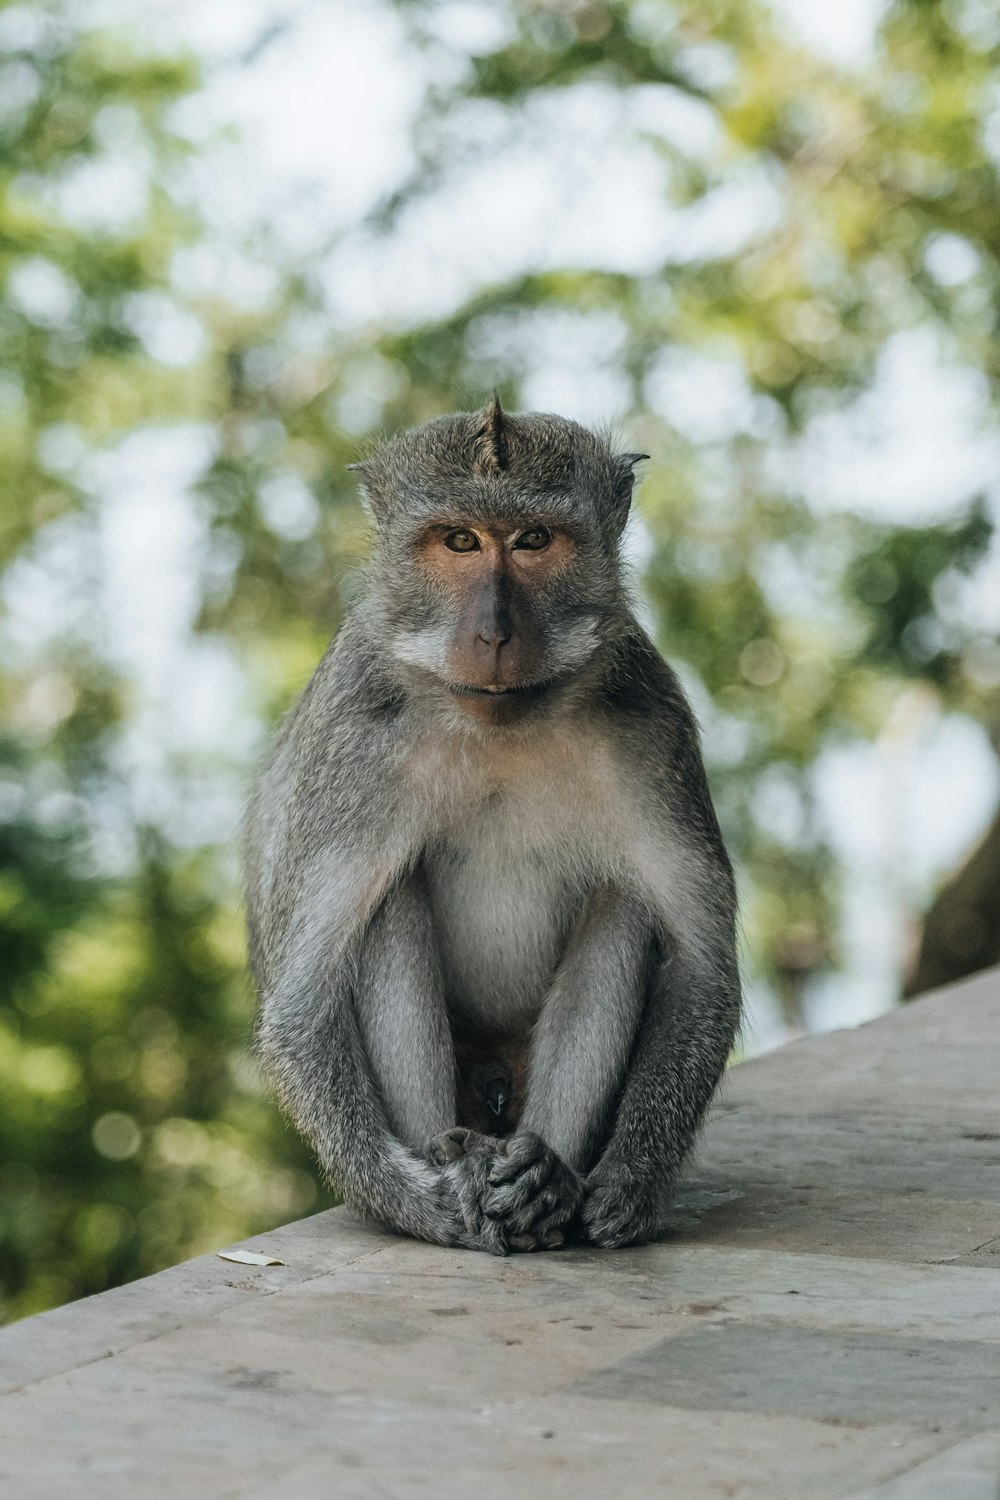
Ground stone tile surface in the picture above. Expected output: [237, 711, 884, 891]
[2, 967, 1000, 1498]
[845, 1435, 1000, 1499]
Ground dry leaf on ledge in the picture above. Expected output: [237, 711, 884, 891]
[216, 1249, 286, 1267]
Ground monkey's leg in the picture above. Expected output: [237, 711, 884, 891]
[578, 944, 741, 1249]
[257, 877, 505, 1255]
[354, 877, 510, 1252]
[354, 872, 455, 1149]
[483, 890, 651, 1245]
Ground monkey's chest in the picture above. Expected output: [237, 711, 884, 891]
[424, 837, 585, 1034]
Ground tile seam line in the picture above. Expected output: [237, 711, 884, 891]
[961, 1234, 1000, 1255]
[828, 1432, 979, 1500]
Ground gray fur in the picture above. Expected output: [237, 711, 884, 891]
[355, 873, 454, 1148]
[245, 402, 741, 1254]
[518, 889, 651, 1168]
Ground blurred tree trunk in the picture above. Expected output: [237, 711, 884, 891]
[905, 809, 1000, 998]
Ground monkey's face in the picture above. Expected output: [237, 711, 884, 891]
[391, 513, 610, 727]
[359, 401, 644, 726]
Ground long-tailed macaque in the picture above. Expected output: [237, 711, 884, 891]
[245, 398, 741, 1254]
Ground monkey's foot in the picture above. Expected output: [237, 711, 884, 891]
[427, 1129, 509, 1256]
[483, 1132, 583, 1251]
[579, 1163, 660, 1249]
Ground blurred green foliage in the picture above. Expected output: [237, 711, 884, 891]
[1, 0, 999, 1319]
[0, 4, 335, 1322]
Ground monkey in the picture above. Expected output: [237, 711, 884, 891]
[245, 396, 741, 1255]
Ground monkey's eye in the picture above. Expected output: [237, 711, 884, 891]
[513, 526, 551, 551]
[443, 529, 480, 553]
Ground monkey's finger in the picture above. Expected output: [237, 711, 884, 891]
[483, 1189, 547, 1229]
[487, 1132, 547, 1185]
[525, 1197, 580, 1240]
[494, 1172, 557, 1216]
[482, 1184, 532, 1226]
[489, 1174, 576, 1235]
[483, 1161, 556, 1221]
[457, 1185, 508, 1255]
[488, 1156, 553, 1198]
[490, 1152, 585, 1232]
[505, 1219, 566, 1251]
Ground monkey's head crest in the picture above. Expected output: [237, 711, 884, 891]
[349, 397, 648, 550]
[471, 392, 509, 475]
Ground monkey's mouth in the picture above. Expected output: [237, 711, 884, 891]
[449, 680, 552, 700]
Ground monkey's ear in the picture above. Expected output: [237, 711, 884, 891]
[472, 393, 509, 474]
[610, 451, 649, 530]
[347, 459, 390, 524]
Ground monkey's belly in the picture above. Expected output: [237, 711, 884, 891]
[424, 845, 584, 1035]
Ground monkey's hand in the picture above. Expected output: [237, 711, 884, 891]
[427, 1128, 509, 1256]
[578, 1159, 661, 1249]
[483, 1132, 584, 1252]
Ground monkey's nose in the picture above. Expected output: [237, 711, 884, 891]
[477, 627, 512, 651]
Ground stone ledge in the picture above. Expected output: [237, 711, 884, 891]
[2, 967, 999, 1499]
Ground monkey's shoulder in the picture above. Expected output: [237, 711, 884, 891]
[299, 614, 405, 723]
[266, 618, 406, 788]
[599, 631, 700, 752]
[599, 631, 730, 865]
[251, 616, 417, 865]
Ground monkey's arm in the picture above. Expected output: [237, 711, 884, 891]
[491, 885, 737, 1250]
[579, 934, 741, 1248]
[256, 874, 505, 1255]
[577, 643, 742, 1248]
[247, 629, 505, 1253]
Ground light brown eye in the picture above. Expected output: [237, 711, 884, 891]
[514, 526, 551, 551]
[444, 529, 479, 553]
